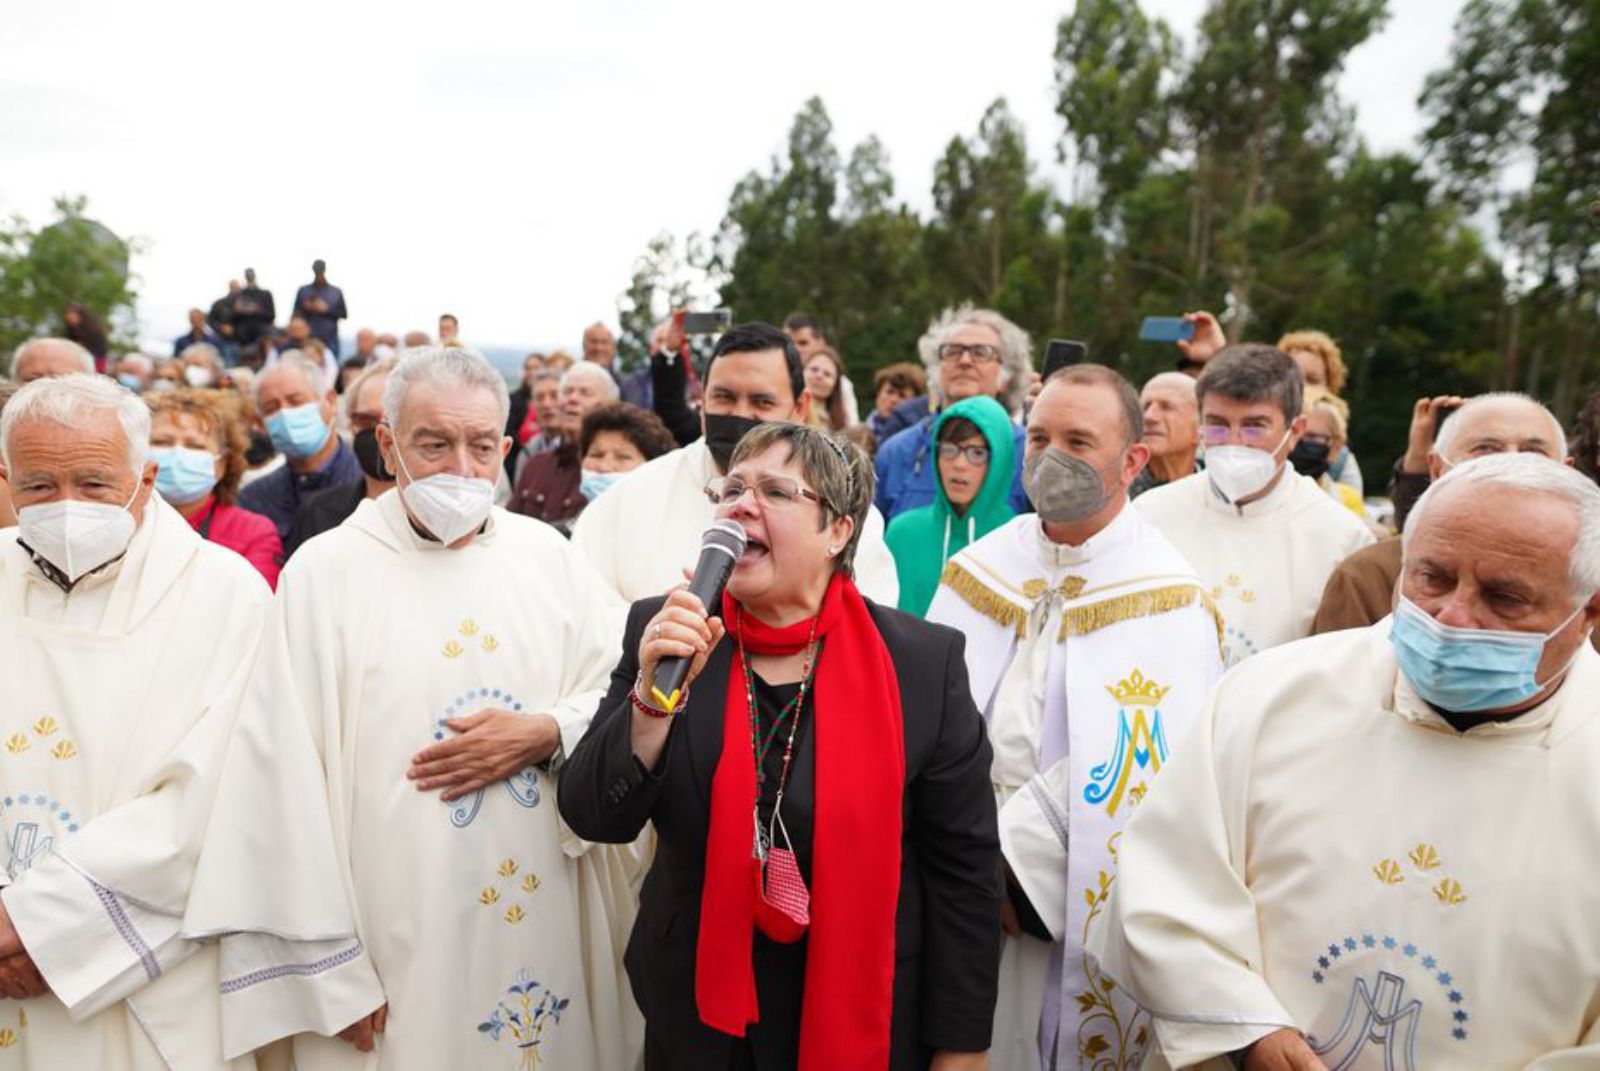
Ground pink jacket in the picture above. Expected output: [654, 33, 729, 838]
[187, 497, 283, 590]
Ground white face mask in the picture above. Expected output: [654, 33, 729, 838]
[390, 437, 495, 545]
[1205, 429, 1290, 504]
[18, 481, 142, 582]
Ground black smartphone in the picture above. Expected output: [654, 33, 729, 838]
[1434, 401, 1462, 441]
[1043, 338, 1088, 380]
[682, 309, 733, 335]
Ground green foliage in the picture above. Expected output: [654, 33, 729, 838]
[0, 195, 139, 357]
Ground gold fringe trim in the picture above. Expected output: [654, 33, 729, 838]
[940, 561, 1030, 638]
[1059, 583, 1226, 651]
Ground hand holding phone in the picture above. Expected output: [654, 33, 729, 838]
[682, 309, 733, 335]
[1138, 317, 1195, 344]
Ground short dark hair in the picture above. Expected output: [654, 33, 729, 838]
[873, 361, 926, 396]
[440, 313, 458, 325]
[707, 322, 805, 403]
[1196, 344, 1303, 426]
[1046, 363, 1143, 448]
[578, 402, 676, 462]
[937, 416, 984, 445]
[783, 313, 828, 340]
[312, 259, 326, 273]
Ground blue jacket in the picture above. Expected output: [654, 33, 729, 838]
[874, 413, 1031, 521]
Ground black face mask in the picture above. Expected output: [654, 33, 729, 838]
[703, 412, 763, 471]
[353, 427, 394, 482]
[1289, 438, 1332, 480]
[245, 428, 275, 466]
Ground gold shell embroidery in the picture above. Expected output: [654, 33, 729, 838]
[51, 740, 77, 760]
[32, 717, 58, 737]
[481, 634, 500, 653]
[1433, 878, 1467, 905]
[1409, 843, 1441, 871]
[0, 1028, 14, 1048]
[442, 640, 464, 659]
[479, 887, 501, 906]
[498, 858, 519, 878]
[458, 619, 479, 637]
[503, 904, 526, 924]
[1372, 859, 1404, 885]
[522, 873, 541, 894]
[5, 734, 29, 755]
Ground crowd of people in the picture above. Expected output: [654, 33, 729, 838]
[4, 270, 1600, 1071]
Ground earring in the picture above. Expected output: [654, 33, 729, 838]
[827, 545, 839, 556]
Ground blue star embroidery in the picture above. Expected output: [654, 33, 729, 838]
[1329, 946, 1342, 959]
[1403, 943, 1418, 957]
[1312, 971, 1325, 984]
[1422, 955, 1437, 969]
[1448, 991, 1463, 1004]
[1362, 934, 1376, 948]
[1382, 936, 1396, 949]
[1438, 972, 1452, 985]
[1318, 956, 1331, 969]
[1343, 937, 1358, 951]
[1453, 1028, 1468, 1041]
[1453, 1010, 1469, 1023]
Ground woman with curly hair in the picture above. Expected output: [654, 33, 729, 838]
[147, 389, 283, 587]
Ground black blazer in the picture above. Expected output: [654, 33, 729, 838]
[559, 595, 1001, 1070]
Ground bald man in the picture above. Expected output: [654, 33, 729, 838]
[1130, 371, 1200, 498]
[10, 338, 96, 383]
[1313, 391, 1571, 635]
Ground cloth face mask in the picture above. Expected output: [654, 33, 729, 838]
[1289, 438, 1332, 480]
[150, 445, 219, 505]
[18, 482, 141, 582]
[1205, 429, 1290, 503]
[1389, 594, 1587, 713]
[265, 402, 330, 460]
[703, 412, 763, 472]
[1024, 446, 1109, 523]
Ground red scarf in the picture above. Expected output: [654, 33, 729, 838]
[697, 571, 905, 1068]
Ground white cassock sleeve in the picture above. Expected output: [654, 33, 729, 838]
[998, 759, 1071, 943]
[182, 571, 386, 1060]
[1087, 667, 1297, 1067]
[569, 473, 627, 599]
[3, 604, 266, 1021]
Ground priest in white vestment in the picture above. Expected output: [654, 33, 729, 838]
[574, 322, 898, 605]
[1092, 454, 1600, 1070]
[1135, 344, 1372, 666]
[0, 374, 269, 1070]
[184, 348, 639, 1070]
[928, 367, 1223, 1071]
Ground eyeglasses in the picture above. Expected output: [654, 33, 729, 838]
[938, 343, 1002, 365]
[705, 474, 825, 511]
[1200, 424, 1280, 448]
[937, 442, 991, 465]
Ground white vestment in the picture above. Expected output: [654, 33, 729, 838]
[927, 507, 1223, 1071]
[571, 438, 899, 605]
[184, 492, 641, 1070]
[1091, 624, 1600, 1070]
[0, 499, 269, 1070]
[1134, 470, 1373, 666]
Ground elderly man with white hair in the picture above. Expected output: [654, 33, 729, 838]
[874, 304, 1034, 521]
[185, 347, 640, 1070]
[237, 350, 362, 543]
[0, 374, 269, 1068]
[1092, 452, 1600, 1069]
[507, 361, 619, 529]
[1130, 371, 1201, 498]
[10, 338, 96, 383]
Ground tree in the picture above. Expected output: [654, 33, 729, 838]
[0, 196, 139, 357]
[615, 231, 694, 369]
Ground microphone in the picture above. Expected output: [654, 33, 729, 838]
[651, 520, 747, 711]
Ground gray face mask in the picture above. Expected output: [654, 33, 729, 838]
[1025, 447, 1110, 523]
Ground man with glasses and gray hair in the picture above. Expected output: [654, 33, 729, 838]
[874, 304, 1035, 521]
[1136, 343, 1373, 666]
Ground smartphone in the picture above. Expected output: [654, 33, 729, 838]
[682, 309, 733, 335]
[1433, 401, 1461, 441]
[1139, 316, 1196, 343]
[1043, 339, 1088, 380]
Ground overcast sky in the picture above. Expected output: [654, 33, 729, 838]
[2, 0, 1465, 354]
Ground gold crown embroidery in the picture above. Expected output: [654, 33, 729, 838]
[1105, 669, 1172, 707]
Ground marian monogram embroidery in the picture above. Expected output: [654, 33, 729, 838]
[1304, 931, 1473, 1067]
[1083, 671, 1172, 817]
[430, 688, 542, 828]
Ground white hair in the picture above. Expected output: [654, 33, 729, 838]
[254, 351, 326, 407]
[916, 304, 1033, 415]
[179, 343, 224, 371]
[342, 356, 399, 423]
[561, 361, 621, 401]
[9, 337, 96, 379]
[1405, 452, 1600, 599]
[1433, 391, 1566, 463]
[382, 346, 510, 432]
[1, 372, 150, 478]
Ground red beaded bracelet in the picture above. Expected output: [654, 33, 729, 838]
[630, 676, 685, 719]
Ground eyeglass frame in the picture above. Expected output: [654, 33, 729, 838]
[704, 473, 835, 515]
[937, 342, 1003, 365]
[936, 441, 992, 466]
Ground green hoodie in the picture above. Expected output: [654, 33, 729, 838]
[885, 394, 1018, 616]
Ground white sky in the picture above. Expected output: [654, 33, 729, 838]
[1, 0, 1464, 354]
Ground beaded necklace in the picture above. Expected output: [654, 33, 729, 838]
[735, 606, 822, 857]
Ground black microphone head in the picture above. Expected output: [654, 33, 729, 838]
[702, 519, 748, 559]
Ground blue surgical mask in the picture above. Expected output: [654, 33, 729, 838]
[117, 373, 144, 392]
[1389, 595, 1587, 713]
[265, 402, 330, 460]
[150, 445, 220, 505]
[580, 468, 622, 500]
[1328, 445, 1350, 482]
